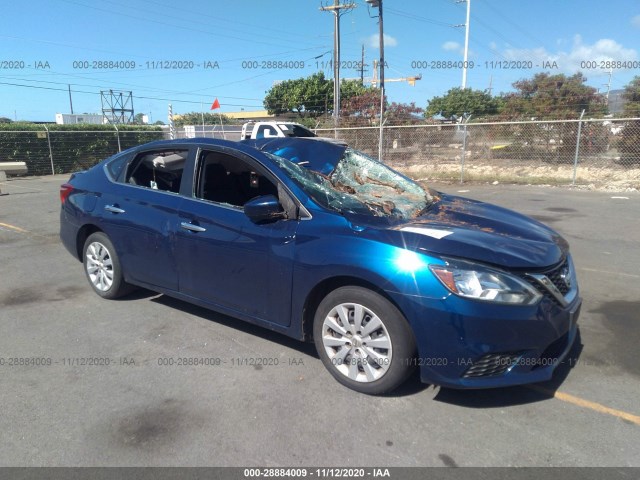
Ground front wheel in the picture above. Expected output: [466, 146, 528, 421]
[313, 286, 416, 394]
[83, 232, 134, 299]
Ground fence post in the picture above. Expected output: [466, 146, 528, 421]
[113, 124, 122, 152]
[44, 125, 55, 175]
[572, 110, 585, 185]
[460, 115, 472, 183]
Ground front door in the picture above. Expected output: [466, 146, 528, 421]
[176, 148, 298, 326]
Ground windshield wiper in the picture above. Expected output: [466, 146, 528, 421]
[416, 197, 436, 217]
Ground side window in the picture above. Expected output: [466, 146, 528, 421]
[106, 151, 131, 180]
[124, 149, 188, 193]
[195, 151, 279, 208]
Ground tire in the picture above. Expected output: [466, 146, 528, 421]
[313, 286, 416, 394]
[82, 232, 134, 299]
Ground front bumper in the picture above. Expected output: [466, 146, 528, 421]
[390, 288, 582, 389]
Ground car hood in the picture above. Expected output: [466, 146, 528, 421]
[364, 193, 569, 270]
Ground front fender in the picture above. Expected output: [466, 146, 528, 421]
[290, 216, 450, 335]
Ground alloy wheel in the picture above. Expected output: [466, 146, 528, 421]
[320, 302, 393, 383]
[85, 241, 114, 292]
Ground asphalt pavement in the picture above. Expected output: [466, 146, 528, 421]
[0, 175, 638, 467]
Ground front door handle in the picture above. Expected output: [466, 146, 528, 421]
[104, 205, 126, 214]
[180, 222, 206, 233]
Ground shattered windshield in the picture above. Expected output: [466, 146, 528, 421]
[268, 148, 433, 219]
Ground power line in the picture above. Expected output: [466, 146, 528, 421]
[137, 0, 326, 47]
[0, 46, 333, 101]
[60, 0, 326, 52]
[482, 0, 547, 49]
[385, 7, 456, 28]
[0, 81, 263, 108]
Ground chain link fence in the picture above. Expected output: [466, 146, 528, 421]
[1, 119, 639, 189]
[170, 125, 243, 140]
[318, 117, 640, 190]
[0, 127, 164, 176]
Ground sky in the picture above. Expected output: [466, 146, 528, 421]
[1, 0, 639, 122]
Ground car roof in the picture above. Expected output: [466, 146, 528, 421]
[133, 137, 267, 158]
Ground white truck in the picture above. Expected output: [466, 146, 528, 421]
[241, 121, 317, 140]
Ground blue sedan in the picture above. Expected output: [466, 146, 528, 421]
[60, 137, 581, 394]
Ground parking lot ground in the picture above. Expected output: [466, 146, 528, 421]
[1, 175, 639, 467]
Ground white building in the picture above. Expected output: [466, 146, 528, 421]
[55, 113, 105, 125]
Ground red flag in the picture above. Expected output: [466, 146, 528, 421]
[210, 98, 221, 110]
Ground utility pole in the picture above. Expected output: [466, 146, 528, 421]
[365, 0, 384, 92]
[358, 44, 367, 83]
[68, 85, 74, 114]
[605, 68, 613, 101]
[456, 0, 471, 89]
[366, 0, 385, 160]
[320, 1, 356, 128]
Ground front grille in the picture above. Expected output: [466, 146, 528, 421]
[523, 257, 572, 305]
[546, 260, 571, 295]
[462, 352, 523, 378]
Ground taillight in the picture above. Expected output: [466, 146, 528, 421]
[60, 183, 74, 204]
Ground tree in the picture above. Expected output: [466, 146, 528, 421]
[172, 112, 233, 127]
[263, 72, 372, 120]
[386, 102, 424, 125]
[264, 72, 331, 119]
[425, 88, 502, 119]
[133, 113, 146, 125]
[340, 88, 423, 127]
[340, 89, 383, 126]
[339, 80, 371, 103]
[618, 76, 640, 164]
[500, 72, 606, 120]
[620, 76, 640, 117]
[497, 73, 608, 161]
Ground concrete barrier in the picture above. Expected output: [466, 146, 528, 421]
[0, 161, 28, 195]
[0, 162, 28, 175]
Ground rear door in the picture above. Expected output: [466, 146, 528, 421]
[99, 145, 195, 291]
[175, 146, 298, 326]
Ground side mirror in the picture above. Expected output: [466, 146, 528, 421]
[244, 195, 287, 223]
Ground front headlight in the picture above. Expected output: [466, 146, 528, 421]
[430, 259, 542, 305]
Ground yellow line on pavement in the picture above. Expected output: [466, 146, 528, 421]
[528, 385, 640, 425]
[0, 222, 30, 234]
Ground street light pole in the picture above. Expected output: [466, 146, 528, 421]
[378, 0, 384, 94]
[461, 0, 471, 89]
[378, 0, 385, 161]
[333, 0, 341, 127]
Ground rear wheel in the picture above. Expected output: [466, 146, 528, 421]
[83, 232, 134, 299]
[313, 286, 416, 394]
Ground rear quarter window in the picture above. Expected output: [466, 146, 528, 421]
[105, 151, 131, 180]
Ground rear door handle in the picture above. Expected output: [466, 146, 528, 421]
[180, 222, 206, 233]
[104, 205, 126, 214]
